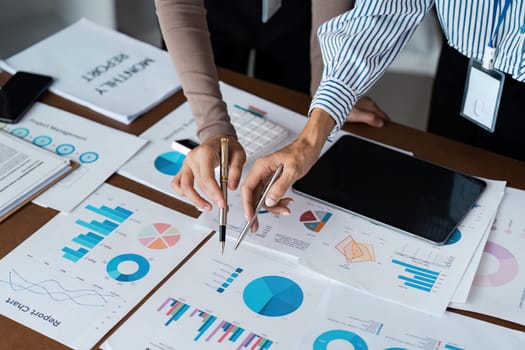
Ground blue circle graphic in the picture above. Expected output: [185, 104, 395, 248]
[243, 275, 303, 317]
[79, 151, 99, 163]
[11, 127, 30, 138]
[56, 144, 75, 156]
[313, 330, 368, 350]
[154, 151, 186, 176]
[106, 253, 150, 282]
[33, 135, 52, 147]
[445, 228, 461, 245]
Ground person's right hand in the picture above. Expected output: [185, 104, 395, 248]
[240, 107, 335, 232]
[171, 135, 246, 211]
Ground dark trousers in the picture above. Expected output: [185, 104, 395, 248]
[203, 0, 311, 93]
[427, 43, 525, 162]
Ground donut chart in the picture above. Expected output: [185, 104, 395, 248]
[313, 329, 368, 350]
[473, 241, 519, 287]
[106, 253, 150, 282]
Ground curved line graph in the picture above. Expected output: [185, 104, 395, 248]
[0, 269, 116, 307]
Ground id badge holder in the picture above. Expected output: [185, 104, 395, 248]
[460, 58, 504, 132]
[262, 0, 282, 23]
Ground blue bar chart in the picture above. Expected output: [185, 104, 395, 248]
[62, 204, 134, 262]
[157, 297, 273, 349]
[392, 259, 439, 292]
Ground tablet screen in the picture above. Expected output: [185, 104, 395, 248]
[291, 135, 486, 244]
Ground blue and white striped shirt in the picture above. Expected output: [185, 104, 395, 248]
[310, 0, 525, 134]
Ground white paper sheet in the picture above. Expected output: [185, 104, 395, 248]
[294, 283, 524, 350]
[296, 180, 505, 314]
[1, 102, 147, 212]
[103, 233, 523, 350]
[0, 183, 210, 350]
[0, 19, 181, 124]
[103, 236, 328, 350]
[450, 186, 525, 325]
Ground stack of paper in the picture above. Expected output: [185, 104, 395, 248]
[0, 131, 74, 221]
[0, 19, 181, 124]
[0, 102, 147, 212]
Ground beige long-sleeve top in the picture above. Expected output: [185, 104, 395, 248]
[155, 0, 353, 142]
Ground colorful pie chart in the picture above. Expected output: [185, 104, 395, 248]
[154, 151, 186, 176]
[300, 210, 333, 232]
[243, 275, 303, 317]
[138, 223, 181, 249]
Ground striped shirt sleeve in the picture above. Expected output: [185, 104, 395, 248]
[310, 0, 435, 136]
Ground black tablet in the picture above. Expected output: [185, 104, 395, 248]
[292, 134, 487, 245]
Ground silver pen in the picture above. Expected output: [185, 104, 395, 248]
[234, 163, 284, 250]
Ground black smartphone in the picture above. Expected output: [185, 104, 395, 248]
[292, 134, 487, 245]
[0, 71, 53, 123]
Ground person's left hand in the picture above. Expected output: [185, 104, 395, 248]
[347, 95, 390, 127]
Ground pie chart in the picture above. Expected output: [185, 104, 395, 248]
[242, 275, 303, 317]
[300, 210, 333, 232]
[154, 151, 186, 176]
[138, 223, 181, 249]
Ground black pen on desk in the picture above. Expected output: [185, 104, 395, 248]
[219, 137, 229, 254]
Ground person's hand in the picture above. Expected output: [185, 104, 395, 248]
[347, 96, 390, 127]
[171, 135, 246, 211]
[240, 108, 335, 232]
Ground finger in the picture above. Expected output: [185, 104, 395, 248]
[347, 108, 385, 128]
[241, 164, 272, 222]
[264, 167, 295, 207]
[263, 197, 294, 216]
[228, 148, 246, 190]
[357, 96, 390, 121]
[194, 161, 225, 209]
[176, 167, 212, 211]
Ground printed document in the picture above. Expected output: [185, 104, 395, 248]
[0, 19, 181, 124]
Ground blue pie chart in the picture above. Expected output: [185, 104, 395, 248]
[313, 330, 368, 350]
[154, 151, 186, 176]
[106, 253, 150, 282]
[242, 275, 303, 317]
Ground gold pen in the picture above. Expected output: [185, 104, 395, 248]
[219, 137, 229, 254]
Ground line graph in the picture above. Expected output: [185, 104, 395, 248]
[0, 269, 116, 307]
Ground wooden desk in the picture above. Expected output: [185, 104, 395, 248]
[0, 68, 523, 349]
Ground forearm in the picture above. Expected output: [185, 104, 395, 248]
[310, 0, 434, 135]
[310, 0, 354, 96]
[154, 0, 235, 141]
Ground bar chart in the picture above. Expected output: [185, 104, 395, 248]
[392, 259, 440, 292]
[157, 297, 274, 349]
[62, 204, 134, 262]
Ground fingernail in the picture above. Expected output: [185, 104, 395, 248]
[265, 197, 276, 207]
[282, 211, 290, 216]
